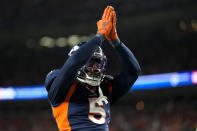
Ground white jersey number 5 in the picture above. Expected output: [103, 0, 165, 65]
[88, 97, 108, 124]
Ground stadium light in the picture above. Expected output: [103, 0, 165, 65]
[0, 70, 197, 100]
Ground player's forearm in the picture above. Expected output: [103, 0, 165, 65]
[59, 34, 105, 80]
[111, 39, 141, 76]
[69, 34, 105, 68]
[109, 39, 141, 104]
[48, 34, 105, 106]
[53, 34, 105, 87]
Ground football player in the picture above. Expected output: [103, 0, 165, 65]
[45, 6, 141, 131]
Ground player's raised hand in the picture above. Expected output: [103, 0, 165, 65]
[109, 10, 118, 41]
[97, 6, 114, 39]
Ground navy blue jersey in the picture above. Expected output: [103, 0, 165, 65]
[45, 34, 141, 131]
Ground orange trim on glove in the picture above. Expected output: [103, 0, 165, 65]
[109, 10, 118, 41]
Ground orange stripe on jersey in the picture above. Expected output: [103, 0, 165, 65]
[52, 82, 77, 131]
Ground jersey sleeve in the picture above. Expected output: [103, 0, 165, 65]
[109, 39, 141, 104]
[45, 34, 105, 107]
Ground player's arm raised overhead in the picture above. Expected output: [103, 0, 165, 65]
[45, 35, 104, 106]
[45, 6, 114, 107]
[108, 10, 141, 104]
[110, 39, 141, 103]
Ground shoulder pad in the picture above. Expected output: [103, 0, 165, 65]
[45, 69, 60, 91]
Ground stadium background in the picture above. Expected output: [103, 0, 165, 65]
[0, 0, 197, 130]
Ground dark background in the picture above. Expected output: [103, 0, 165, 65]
[0, 0, 197, 130]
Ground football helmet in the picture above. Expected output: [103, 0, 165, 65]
[68, 42, 107, 86]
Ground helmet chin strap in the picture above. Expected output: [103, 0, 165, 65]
[77, 73, 108, 104]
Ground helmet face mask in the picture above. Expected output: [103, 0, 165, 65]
[79, 48, 107, 86]
[87, 57, 105, 73]
[85, 57, 106, 77]
[69, 43, 107, 86]
[78, 51, 107, 86]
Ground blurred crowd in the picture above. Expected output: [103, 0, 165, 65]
[0, 1, 197, 131]
[0, 108, 57, 131]
[110, 100, 197, 131]
[0, 99, 196, 131]
[1, 0, 195, 29]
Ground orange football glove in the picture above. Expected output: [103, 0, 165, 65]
[97, 6, 114, 39]
[109, 10, 118, 41]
